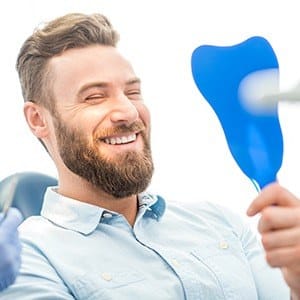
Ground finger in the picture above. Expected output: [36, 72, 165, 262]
[265, 246, 300, 268]
[247, 183, 299, 216]
[0, 208, 23, 232]
[257, 206, 300, 233]
[281, 267, 300, 293]
[262, 227, 300, 250]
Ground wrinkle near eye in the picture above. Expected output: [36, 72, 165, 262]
[60, 103, 88, 116]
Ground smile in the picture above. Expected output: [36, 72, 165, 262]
[103, 134, 137, 145]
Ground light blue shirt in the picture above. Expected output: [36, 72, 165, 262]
[0, 187, 289, 299]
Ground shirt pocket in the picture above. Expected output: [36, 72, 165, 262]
[190, 236, 258, 300]
[71, 270, 146, 300]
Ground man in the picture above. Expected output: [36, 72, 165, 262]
[0, 208, 23, 291]
[1, 12, 300, 299]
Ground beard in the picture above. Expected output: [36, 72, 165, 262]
[53, 116, 154, 198]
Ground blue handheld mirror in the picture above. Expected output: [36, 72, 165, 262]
[191, 36, 283, 190]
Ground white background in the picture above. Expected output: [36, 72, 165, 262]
[1, 1, 300, 223]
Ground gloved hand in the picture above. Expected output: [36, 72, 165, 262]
[0, 208, 23, 291]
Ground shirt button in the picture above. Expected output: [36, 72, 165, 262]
[103, 212, 113, 218]
[219, 240, 229, 249]
[101, 272, 112, 281]
[171, 259, 180, 267]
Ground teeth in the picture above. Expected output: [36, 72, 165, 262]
[128, 134, 136, 142]
[104, 134, 136, 145]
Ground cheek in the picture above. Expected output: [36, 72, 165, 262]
[82, 107, 108, 123]
[136, 103, 151, 127]
[75, 107, 109, 133]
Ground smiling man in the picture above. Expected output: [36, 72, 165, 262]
[42, 44, 153, 222]
[2, 12, 300, 300]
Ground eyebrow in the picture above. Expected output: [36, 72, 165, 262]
[126, 77, 141, 86]
[77, 77, 141, 97]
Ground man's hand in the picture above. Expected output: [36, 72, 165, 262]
[0, 208, 23, 291]
[247, 183, 300, 298]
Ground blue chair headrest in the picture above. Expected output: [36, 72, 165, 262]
[0, 172, 58, 218]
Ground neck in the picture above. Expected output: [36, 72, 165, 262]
[57, 173, 139, 226]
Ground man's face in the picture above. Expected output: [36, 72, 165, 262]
[48, 45, 153, 198]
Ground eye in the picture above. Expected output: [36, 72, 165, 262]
[85, 94, 105, 104]
[126, 89, 142, 100]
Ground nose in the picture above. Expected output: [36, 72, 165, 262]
[109, 97, 139, 125]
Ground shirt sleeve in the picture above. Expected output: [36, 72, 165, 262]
[0, 238, 75, 299]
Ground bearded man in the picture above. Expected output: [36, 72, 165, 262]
[2, 12, 300, 300]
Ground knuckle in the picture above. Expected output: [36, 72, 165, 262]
[295, 210, 300, 225]
[260, 208, 274, 228]
[273, 184, 284, 196]
[261, 235, 271, 249]
[261, 208, 273, 221]
[265, 253, 277, 267]
[292, 246, 300, 260]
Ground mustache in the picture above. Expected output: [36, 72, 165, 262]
[95, 120, 146, 139]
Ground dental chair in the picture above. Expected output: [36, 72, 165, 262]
[0, 172, 58, 219]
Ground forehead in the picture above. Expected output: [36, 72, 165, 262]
[48, 45, 137, 96]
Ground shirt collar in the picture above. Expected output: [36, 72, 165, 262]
[138, 192, 166, 220]
[41, 187, 166, 235]
[41, 187, 104, 235]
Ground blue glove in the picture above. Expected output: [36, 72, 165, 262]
[0, 208, 23, 291]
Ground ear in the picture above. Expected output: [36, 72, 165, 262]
[23, 102, 50, 139]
